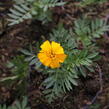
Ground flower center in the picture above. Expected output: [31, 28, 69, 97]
[50, 53, 56, 58]
[47, 51, 56, 59]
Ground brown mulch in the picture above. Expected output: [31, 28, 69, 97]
[0, 1, 109, 109]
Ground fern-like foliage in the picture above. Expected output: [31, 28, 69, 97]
[1, 55, 28, 82]
[40, 25, 99, 102]
[7, 4, 33, 25]
[32, 0, 65, 12]
[79, 0, 108, 7]
[13, 0, 34, 4]
[74, 18, 109, 46]
[50, 24, 77, 53]
[42, 49, 98, 102]
[8, 0, 65, 25]
[21, 24, 100, 102]
[20, 47, 42, 71]
[0, 97, 30, 109]
[21, 18, 107, 102]
[13, 0, 25, 4]
[0, 55, 29, 96]
[6, 55, 29, 79]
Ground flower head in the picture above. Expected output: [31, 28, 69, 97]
[38, 40, 67, 68]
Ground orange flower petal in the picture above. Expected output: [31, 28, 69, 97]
[51, 41, 64, 54]
[40, 40, 51, 52]
[50, 59, 60, 68]
[38, 52, 51, 67]
[56, 54, 67, 63]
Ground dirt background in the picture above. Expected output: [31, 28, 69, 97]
[0, 0, 109, 109]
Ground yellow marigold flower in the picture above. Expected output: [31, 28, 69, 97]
[38, 40, 67, 68]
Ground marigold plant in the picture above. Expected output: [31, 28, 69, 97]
[20, 21, 108, 102]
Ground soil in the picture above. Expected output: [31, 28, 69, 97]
[0, 0, 109, 109]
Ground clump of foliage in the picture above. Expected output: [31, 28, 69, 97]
[73, 18, 109, 46]
[20, 18, 109, 102]
[1, 55, 29, 82]
[0, 55, 29, 96]
[7, 0, 65, 25]
[0, 97, 30, 109]
[89, 103, 101, 109]
[2, 17, 109, 103]
[79, 0, 108, 7]
[40, 23, 99, 102]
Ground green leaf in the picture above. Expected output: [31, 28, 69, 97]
[20, 49, 32, 56]
[25, 55, 36, 62]
[29, 58, 38, 65]
[0, 75, 18, 82]
[6, 61, 14, 68]
[22, 97, 28, 109]
[88, 52, 99, 59]
[79, 67, 86, 77]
